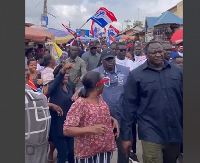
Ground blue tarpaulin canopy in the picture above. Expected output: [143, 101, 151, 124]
[145, 17, 158, 31]
[46, 28, 70, 37]
[145, 11, 183, 30]
[154, 11, 183, 26]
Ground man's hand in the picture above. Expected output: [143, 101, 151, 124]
[71, 87, 82, 101]
[111, 117, 120, 139]
[37, 79, 43, 85]
[61, 63, 74, 74]
[64, 63, 74, 70]
[121, 141, 132, 157]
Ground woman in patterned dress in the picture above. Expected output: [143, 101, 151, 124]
[63, 71, 119, 163]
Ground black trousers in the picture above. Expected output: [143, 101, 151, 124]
[131, 123, 137, 153]
[116, 136, 129, 163]
[180, 143, 183, 153]
[53, 136, 74, 163]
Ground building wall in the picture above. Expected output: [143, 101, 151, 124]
[176, 1, 183, 18]
[169, 1, 183, 18]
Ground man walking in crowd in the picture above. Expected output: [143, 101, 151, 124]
[121, 41, 183, 163]
[162, 42, 173, 61]
[101, 42, 108, 51]
[114, 42, 138, 162]
[178, 46, 183, 57]
[65, 46, 87, 88]
[96, 42, 102, 54]
[173, 55, 183, 67]
[81, 41, 101, 71]
[44, 49, 50, 56]
[110, 42, 118, 55]
[92, 49, 137, 163]
[142, 42, 146, 54]
[132, 43, 146, 70]
[170, 44, 180, 61]
[115, 42, 135, 71]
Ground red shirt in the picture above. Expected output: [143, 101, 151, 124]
[63, 96, 116, 159]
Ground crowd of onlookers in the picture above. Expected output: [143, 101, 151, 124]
[25, 38, 183, 163]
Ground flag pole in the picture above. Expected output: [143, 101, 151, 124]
[76, 21, 88, 33]
[61, 23, 74, 36]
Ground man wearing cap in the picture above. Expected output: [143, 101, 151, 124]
[92, 48, 132, 163]
[81, 41, 101, 71]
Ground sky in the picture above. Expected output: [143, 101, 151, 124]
[25, 0, 181, 31]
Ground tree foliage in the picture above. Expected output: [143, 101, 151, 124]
[133, 20, 143, 27]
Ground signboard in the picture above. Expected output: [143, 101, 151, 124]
[41, 16, 48, 26]
[76, 29, 90, 37]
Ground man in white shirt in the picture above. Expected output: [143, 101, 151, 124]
[115, 42, 135, 71]
[178, 46, 183, 57]
[132, 43, 146, 70]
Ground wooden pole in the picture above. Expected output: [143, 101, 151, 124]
[76, 21, 88, 33]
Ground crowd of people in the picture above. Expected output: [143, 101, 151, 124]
[25, 36, 183, 163]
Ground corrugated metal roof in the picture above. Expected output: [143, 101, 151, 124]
[146, 17, 158, 29]
[154, 11, 183, 26]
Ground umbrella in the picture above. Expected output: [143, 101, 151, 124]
[46, 28, 70, 37]
[129, 35, 143, 40]
[52, 35, 74, 44]
[25, 27, 55, 41]
[118, 35, 131, 40]
[171, 29, 183, 42]
[174, 39, 183, 45]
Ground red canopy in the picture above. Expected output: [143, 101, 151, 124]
[25, 27, 55, 41]
[171, 29, 183, 43]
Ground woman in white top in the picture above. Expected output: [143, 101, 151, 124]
[35, 52, 44, 72]
[40, 54, 56, 85]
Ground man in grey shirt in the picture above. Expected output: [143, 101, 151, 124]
[92, 49, 131, 163]
[65, 46, 87, 88]
[81, 41, 101, 71]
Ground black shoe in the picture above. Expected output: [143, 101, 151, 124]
[129, 151, 139, 163]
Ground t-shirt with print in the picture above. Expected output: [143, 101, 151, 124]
[115, 57, 135, 71]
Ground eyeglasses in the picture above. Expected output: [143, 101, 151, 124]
[91, 47, 97, 50]
[118, 49, 126, 52]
